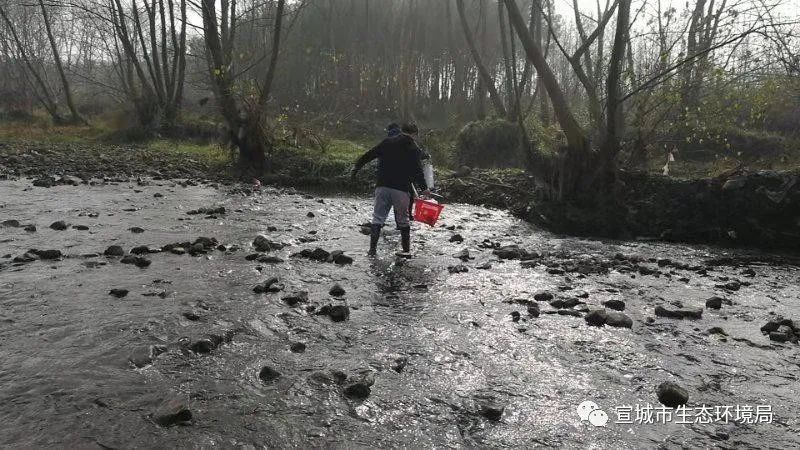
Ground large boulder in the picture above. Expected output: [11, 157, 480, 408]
[655, 305, 703, 320]
[656, 382, 689, 407]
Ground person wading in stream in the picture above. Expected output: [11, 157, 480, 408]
[351, 123, 430, 256]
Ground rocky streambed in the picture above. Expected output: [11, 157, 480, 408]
[0, 176, 799, 448]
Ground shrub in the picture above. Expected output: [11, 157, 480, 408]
[455, 119, 524, 168]
[420, 128, 456, 169]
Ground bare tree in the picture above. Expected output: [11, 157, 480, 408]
[200, 0, 287, 173]
[37, 0, 85, 124]
[0, 4, 65, 122]
[456, 0, 506, 118]
[107, 0, 187, 130]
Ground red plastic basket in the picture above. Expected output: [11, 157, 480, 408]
[413, 198, 444, 226]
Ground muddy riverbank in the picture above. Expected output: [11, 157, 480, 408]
[2, 140, 798, 253]
[0, 175, 798, 447]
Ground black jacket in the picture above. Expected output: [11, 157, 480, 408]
[354, 134, 428, 192]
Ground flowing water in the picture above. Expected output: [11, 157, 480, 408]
[0, 179, 798, 448]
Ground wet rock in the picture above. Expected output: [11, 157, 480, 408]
[606, 312, 633, 328]
[189, 339, 216, 354]
[282, 291, 309, 306]
[585, 309, 608, 327]
[182, 311, 201, 321]
[317, 304, 350, 322]
[637, 265, 659, 276]
[33, 249, 62, 260]
[477, 399, 505, 421]
[329, 251, 354, 265]
[192, 237, 218, 250]
[391, 356, 408, 373]
[109, 288, 129, 298]
[32, 177, 54, 188]
[705, 296, 732, 309]
[152, 397, 192, 426]
[449, 234, 464, 243]
[128, 345, 166, 368]
[707, 327, 728, 336]
[256, 255, 284, 264]
[717, 281, 741, 291]
[129, 227, 145, 234]
[189, 243, 206, 255]
[49, 220, 68, 231]
[602, 299, 626, 311]
[258, 365, 281, 382]
[253, 277, 282, 294]
[549, 298, 582, 309]
[329, 283, 346, 297]
[768, 326, 797, 343]
[761, 317, 799, 343]
[760, 317, 797, 334]
[655, 305, 703, 320]
[2, 219, 20, 227]
[293, 248, 331, 262]
[492, 245, 534, 260]
[13, 252, 39, 263]
[187, 206, 225, 215]
[448, 264, 469, 274]
[23, 225, 36, 232]
[533, 291, 554, 302]
[290, 342, 306, 353]
[657, 381, 689, 407]
[253, 235, 285, 252]
[104, 245, 125, 257]
[454, 249, 472, 261]
[121, 255, 151, 268]
[130, 245, 155, 255]
[343, 371, 375, 399]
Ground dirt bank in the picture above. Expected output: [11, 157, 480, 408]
[1, 140, 797, 252]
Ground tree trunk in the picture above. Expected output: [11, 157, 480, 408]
[531, 0, 550, 124]
[503, 0, 586, 153]
[38, 0, 85, 124]
[600, 0, 632, 179]
[201, 0, 286, 175]
[498, 1, 516, 120]
[504, 0, 596, 199]
[0, 4, 64, 123]
[456, 0, 506, 117]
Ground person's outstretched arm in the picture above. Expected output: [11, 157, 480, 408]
[351, 143, 382, 178]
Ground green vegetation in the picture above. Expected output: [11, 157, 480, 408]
[455, 119, 524, 169]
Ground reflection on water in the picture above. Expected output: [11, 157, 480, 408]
[0, 178, 798, 448]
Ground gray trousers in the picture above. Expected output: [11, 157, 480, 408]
[372, 187, 411, 229]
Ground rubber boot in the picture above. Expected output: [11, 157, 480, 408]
[368, 224, 382, 256]
[400, 227, 411, 253]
